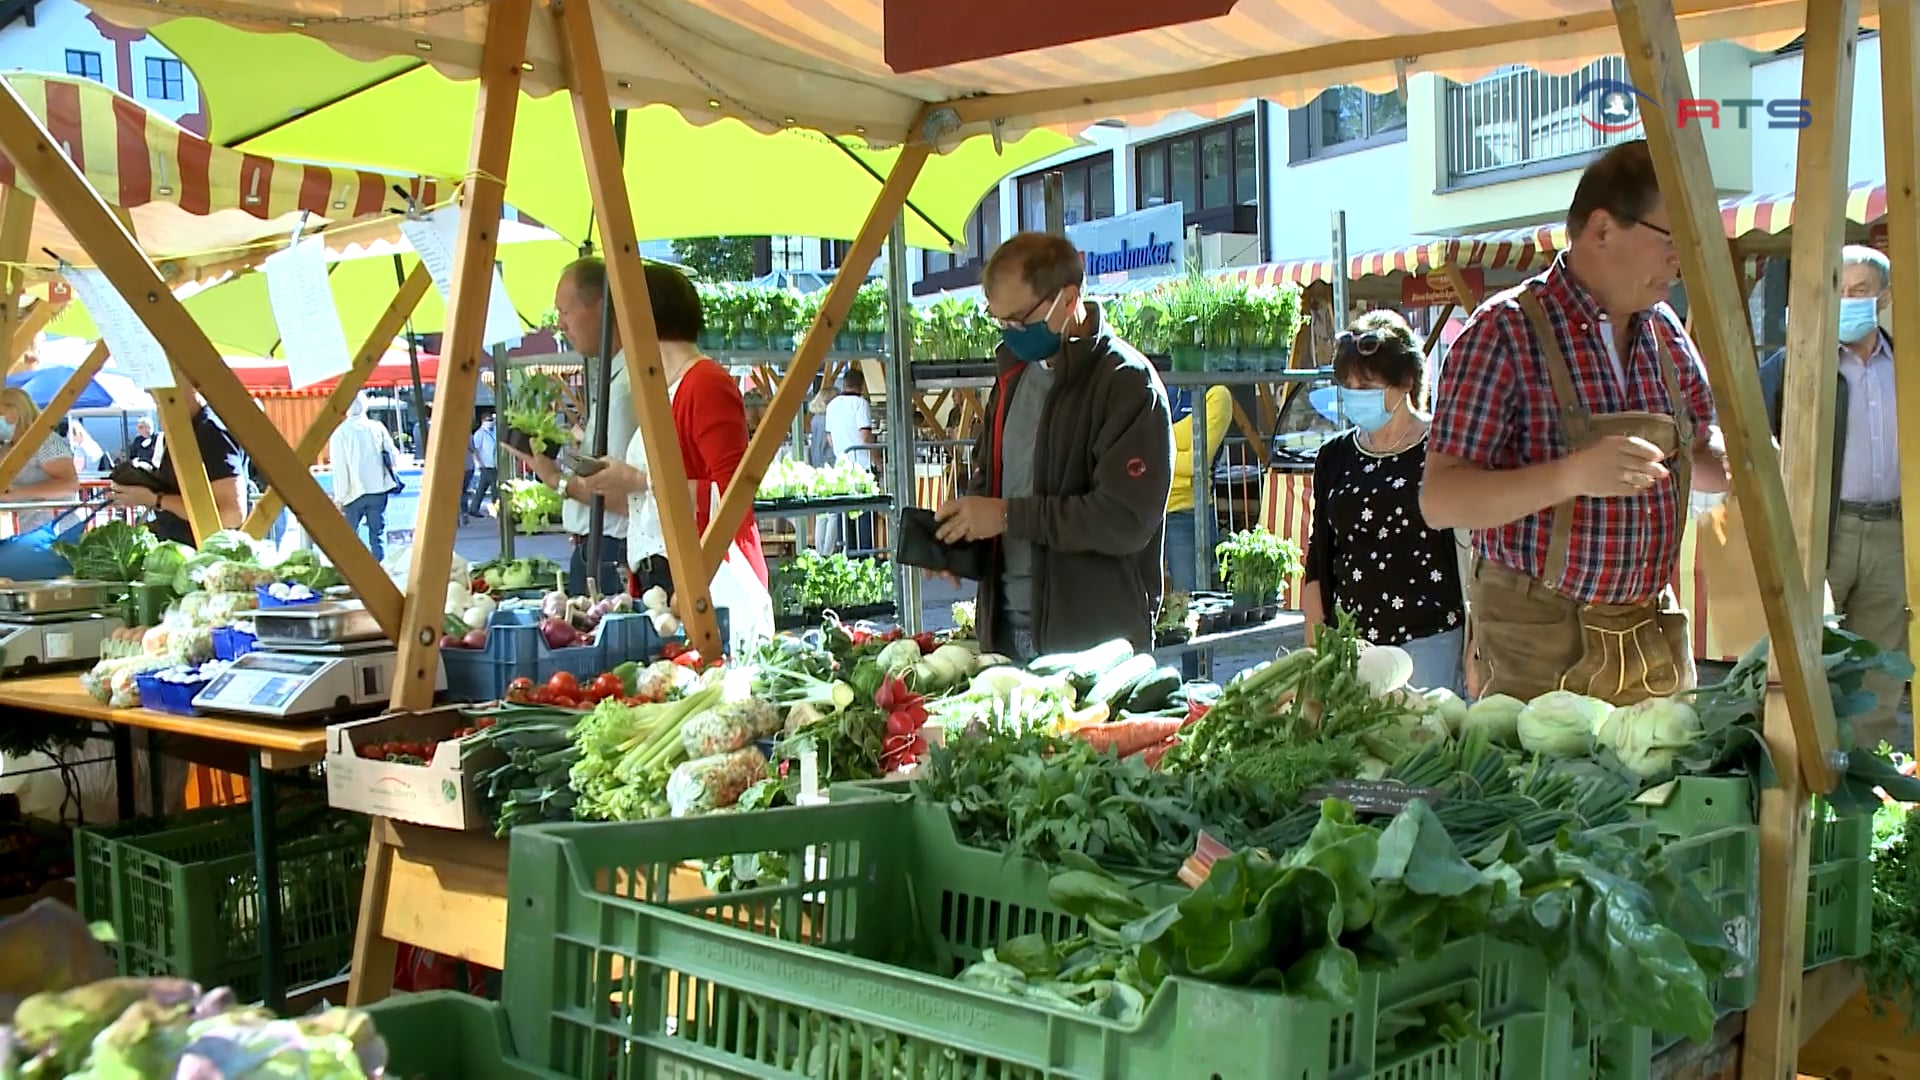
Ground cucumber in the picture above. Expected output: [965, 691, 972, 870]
[1124, 666, 1184, 713]
[1090, 653, 1158, 711]
[1030, 638, 1137, 695]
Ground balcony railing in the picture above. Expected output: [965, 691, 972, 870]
[1442, 57, 1638, 186]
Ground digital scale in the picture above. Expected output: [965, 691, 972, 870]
[0, 580, 123, 673]
[191, 601, 445, 722]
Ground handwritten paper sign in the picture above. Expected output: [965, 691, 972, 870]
[266, 236, 352, 389]
[398, 208, 523, 350]
[63, 268, 174, 389]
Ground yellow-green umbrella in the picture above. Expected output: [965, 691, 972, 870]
[148, 17, 1072, 251]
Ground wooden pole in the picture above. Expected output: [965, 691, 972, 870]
[151, 381, 223, 543]
[6, 298, 54, 374]
[550, 0, 721, 654]
[388, 0, 532, 709]
[701, 147, 933, 574]
[1614, 0, 1840, 793]
[0, 339, 105, 492]
[1882, 0, 1920, 763]
[1745, 4, 1858, 1076]
[0, 81, 403, 635]
[243, 265, 433, 538]
[0, 189, 33, 357]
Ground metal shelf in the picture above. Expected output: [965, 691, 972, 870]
[908, 361, 1330, 391]
[752, 495, 893, 519]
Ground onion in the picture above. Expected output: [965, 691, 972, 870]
[462, 628, 490, 649]
[539, 617, 580, 649]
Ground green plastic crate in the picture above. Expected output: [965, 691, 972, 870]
[1643, 824, 1760, 1055]
[73, 803, 368, 1001]
[1806, 810, 1872, 967]
[1630, 776, 1754, 835]
[366, 992, 567, 1079]
[499, 796, 1649, 1080]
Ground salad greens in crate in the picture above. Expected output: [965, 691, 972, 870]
[755, 456, 879, 503]
[772, 550, 892, 615]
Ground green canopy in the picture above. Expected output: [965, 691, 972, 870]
[149, 17, 1070, 251]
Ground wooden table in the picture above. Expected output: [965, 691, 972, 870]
[0, 672, 327, 1011]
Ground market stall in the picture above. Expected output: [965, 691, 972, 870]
[1, 0, 1915, 1078]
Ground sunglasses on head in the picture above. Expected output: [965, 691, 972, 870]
[1338, 329, 1390, 356]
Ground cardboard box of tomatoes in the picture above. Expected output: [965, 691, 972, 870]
[324, 706, 504, 831]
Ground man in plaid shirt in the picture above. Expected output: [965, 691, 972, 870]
[1421, 140, 1730, 704]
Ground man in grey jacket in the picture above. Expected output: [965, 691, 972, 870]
[1757, 244, 1907, 748]
[936, 231, 1175, 660]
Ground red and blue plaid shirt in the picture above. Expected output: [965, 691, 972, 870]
[1429, 256, 1717, 605]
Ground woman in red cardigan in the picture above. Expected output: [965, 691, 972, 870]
[575, 260, 768, 595]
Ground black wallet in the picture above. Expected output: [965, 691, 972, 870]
[896, 507, 992, 581]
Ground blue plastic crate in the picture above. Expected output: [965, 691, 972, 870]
[211, 626, 256, 661]
[135, 670, 214, 715]
[596, 609, 728, 666]
[254, 583, 323, 609]
[440, 607, 605, 702]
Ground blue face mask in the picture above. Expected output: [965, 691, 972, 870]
[998, 293, 1064, 363]
[1839, 296, 1882, 344]
[1340, 388, 1397, 433]
[0, 416, 13, 443]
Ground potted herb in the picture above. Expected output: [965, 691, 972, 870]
[1164, 272, 1215, 373]
[732, 288, 769, 350]
[848, 280, 888, 352]
[502, 370, 572, 459]
[1214, 527, 1302, 609]
[760, 288, 802, 351]
[694, 282, 728, 351]
[793, 290, 828, 351]
[1259, 286, 1303, 372]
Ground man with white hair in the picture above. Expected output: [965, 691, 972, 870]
[1759, 244, 1906, 747]
[329, 396, 403, 561]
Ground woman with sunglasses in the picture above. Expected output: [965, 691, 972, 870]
[1301, 311, 1466, 694]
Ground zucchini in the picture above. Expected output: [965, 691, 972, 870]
[1090, 653, 1158, 710]
[1030, 638, 1136, 694]
[1124, 666, 1184, 713]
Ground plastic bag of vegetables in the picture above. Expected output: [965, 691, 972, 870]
[666, 747, 768, 817]
[681, 698, 783, 758]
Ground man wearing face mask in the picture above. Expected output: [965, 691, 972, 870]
[1423, 140, 1730, 707]
[934, 231, 1175, 661]
[1758, 245, 1906, 746]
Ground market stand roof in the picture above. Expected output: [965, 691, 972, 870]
[0, 72, 444, 284]
[87, 0, 1851, 144]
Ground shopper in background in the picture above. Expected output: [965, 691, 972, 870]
[821, 367, 876, 555]
[468, 412, 498, 523]
[1758, 244, 1907, 748]
[511, 257, 634, 595]
[937, 230, 1175, 660]
[0, 387, 77, 532]
[107, 395, 243, 546]
[1302, 312, 1465, 694]
[124, 417, 158, 466]
[575, 260, 770, 596]
[1423, 139, 1729, 707]
[1164, 384, 1232, 593]
[329, 397, 404, 561]
[807, 390, 837, 550]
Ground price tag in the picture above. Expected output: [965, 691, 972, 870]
[1300, 778, 1444, 816]
[399, 208, 523, 350]
[42, 631, 73, 661]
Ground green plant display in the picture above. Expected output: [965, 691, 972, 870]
[503, 370, 572, 455]
[1214, 527, 1303, 605]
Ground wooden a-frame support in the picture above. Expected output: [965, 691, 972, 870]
[1886, 0, 1920, 761]
[388, 0, 530, 710]
[242, 265, 433, 538]
[0, 338, 106, 492]
[0, 78, 405, 636]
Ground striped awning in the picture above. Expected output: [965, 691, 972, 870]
[0, 74, 445, 279]
[1228, 181, 1891, 289]
[84, 0, 1856, 144]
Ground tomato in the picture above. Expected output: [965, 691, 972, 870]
[476, 716, 496, 729]
[507, 677, 535, 696]
[548, 671, 580, 697]
[912, 632, 937, 655]
[659, 641, 686, 660]
[549, 693, 579, 710]
[671, 649, 703, 669]
[591, 672, 625, 701]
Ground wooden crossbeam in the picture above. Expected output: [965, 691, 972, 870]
[550, 0, 720, 655]
[1615, 0, 1839, 792]
[0, 339, 105, 492]
[244, 265, 433, 538]
[1883, 0, 1920, 763]
[0, 189, 33, 355]
[151, 382, 223, 543]
[1742, 4, 1859, 1075]
[6, 298, 53, 374]
[389, 0, 531, 708]
[703, 150, 932, 573]
[0, 77, 403, 637]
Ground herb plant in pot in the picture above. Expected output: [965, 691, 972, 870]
[502, 370, 571, 459]
[847, 281, 888, 352]
[1214, 527, 1302, 611]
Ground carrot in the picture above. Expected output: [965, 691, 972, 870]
[1074, 717, 1184, 757]
[1140, 739, 1178, 768]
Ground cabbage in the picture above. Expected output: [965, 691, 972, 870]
[1516, 690, 1610, 756]
[1462, 693, 1525, 746]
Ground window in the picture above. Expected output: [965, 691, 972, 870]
[144, 57, 184, 101]
[819, 239, 854, 270]
[1134, 117, 1261, 233]
[1014, 153, 1115, 230]
[63, 50, 101, 82]
[916, 187, 1002, 295]
[1288, 86, 1407, 163]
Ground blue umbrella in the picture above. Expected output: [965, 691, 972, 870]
[4, 366, 114, 409]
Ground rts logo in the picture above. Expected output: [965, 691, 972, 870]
[1575, 77, 1811, 132]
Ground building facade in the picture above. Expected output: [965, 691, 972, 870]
[0, 0, 204, 131]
